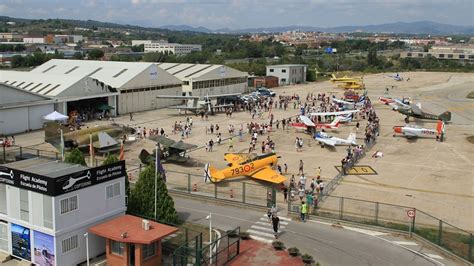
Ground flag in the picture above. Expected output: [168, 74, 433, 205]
[89, 134, 94, 166]
[119, 141, 124, 161]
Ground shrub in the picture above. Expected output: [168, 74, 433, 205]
[239, 232, 250, 240]
[301, 253, 313, 264]
[272, 241, 285, 250]
[288, 247, 299, 256]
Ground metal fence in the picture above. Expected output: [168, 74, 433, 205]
[1, 145, 59, 163]
[288, 195, 473, 263]
[173, 227, 241, 266]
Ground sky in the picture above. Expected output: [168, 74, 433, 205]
[0, 0, 473, 29]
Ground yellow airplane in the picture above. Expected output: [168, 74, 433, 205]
[330, 74, 365, 90]
[204, 153, 287, 184]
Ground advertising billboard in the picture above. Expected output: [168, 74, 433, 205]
[11, 223, 31, 261]
[34, 231, 55, 266]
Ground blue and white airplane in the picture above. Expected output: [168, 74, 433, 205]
[332, 95, 366, 110]
[314, 132, 357, 147]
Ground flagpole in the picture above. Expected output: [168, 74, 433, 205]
[60, 129, 64, 161]
[89, 134, 94, 166]
[154, 142, 158, 220]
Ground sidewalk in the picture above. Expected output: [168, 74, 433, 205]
[228, 239, 305, 266]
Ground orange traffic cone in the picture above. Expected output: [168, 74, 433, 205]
[230, 189, 234, 198]
[193, 184, 197, 192]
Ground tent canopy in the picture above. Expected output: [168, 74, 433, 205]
[43, 111, 69, 121]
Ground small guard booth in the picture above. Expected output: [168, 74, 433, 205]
[89, 215, 178, 266]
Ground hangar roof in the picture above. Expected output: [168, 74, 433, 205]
[157, 63, 247, 81]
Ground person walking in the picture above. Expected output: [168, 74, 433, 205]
[129, 112, 133, 121]
[283, 185, 288, 202]
[272, 214, 280, 239]
[300, 201, 308, 222]
[298, 160, 304, 175]
[228, 137, 234, 151]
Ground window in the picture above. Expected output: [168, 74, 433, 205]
[281, 69, 286, 73]
[438, 54, 444, 58]
[459, 54, 465, 59]
[143, 242, 156, 259]
[60, 195, 78, 214]
[111, 240, 125, 256]
[407, 53, 412, 57]
[113, 69, 128, 78]
[64, 66, 79, 74]
[269, 69, 274, 72]
[19, 189, 29, 222]
[0, 184, 6, 214]
[62, 235, 78, 253]
[469, 55, 474, 59]
[447, 54, 453, 59]
[106, 182, 121, 199]
[281, 78, 286, 83]
[43, 195, 53, 229]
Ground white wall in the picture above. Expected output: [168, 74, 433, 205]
[0, 104, 54, 135]
[118, 86, 182, 114]
[193, 83, 246, 97]
[53, 179, 126, 233]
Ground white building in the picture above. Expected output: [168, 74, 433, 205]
[266, 64, 307, 85]
[0, 158, 127, 265]
[131, 40, 167, 46]
[158, 63, 248, 96]
[0, 83, 54, 135]
[3, 59, 183, 116]
[54, 35, 83, 44]
[144, 42, 202, 55]
[22, 37, 45, 44]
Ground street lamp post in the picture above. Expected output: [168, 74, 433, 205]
[84, 232, 90, 266]
[206, 213, 212, 264]
[154, 142, 159, 220]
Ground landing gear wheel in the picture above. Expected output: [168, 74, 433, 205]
[404, 117, 409, 123]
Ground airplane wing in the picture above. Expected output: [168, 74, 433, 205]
[170, 141, 198, 151]
[410, 104, 423, 115]
[224, 153, 247, 164]
[204, 93, 242, 98]
[249, 166, 287, 184]
[310, 110, 359, 116]
[156, 95, 200, 99]
[403, 130, 418, 137]
[95, 132, 119, 149]
[332, 98, 350, 105]
[315, 137, 336, 147]
[299, 115, 316, 127]
[149, 135, 176, 147]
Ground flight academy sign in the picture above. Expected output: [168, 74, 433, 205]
[0, 161, 126, 197]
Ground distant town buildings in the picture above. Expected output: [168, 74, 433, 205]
[145, 42, 202, 55]
[401, 45, 474, 64]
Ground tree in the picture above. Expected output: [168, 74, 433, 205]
[367, 47, 378, 66]
[11, 55, 24, 68]
[64, 148, 87, 166]
[131, 44, 144, 52]
[102, 153, 119, 166]
[88, 49, 104, 60]
[127, 165, 179, 224]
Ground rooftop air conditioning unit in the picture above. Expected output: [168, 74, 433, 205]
[142, 219, 150, 231]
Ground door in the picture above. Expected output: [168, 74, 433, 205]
[129, 244, 135, 266]
[0, 221, 8, 252]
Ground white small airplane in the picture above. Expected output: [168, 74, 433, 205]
[332, 95, 366, 109]
[309, 109, 360, 117]
[314, 132, 357, 147]
[338, 113, 353, 123]
[388, 73, 403, 81]
[393, 121, 445, 141]
[156, 93, 241, 114]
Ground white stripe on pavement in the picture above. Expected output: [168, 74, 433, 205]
[425, 254, 443, 259]
[251, 225, 278, 233]
[246, 229, 275, 238]
[262, 214, 292, 221]
[249, 235, 273, 244]
[392, 241, 418, 246]
[255, 221, 286, 229]
[344, 227, 388, 236]
[259, 217, 288, 225]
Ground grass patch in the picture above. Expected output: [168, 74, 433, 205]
[467, 92, 474, 99]
[467, 136, 474, 144]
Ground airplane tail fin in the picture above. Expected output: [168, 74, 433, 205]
[204, 163, 224, 183]
[330, 116, 341, 128]
[330, 74, 336, 82]
[347, 133, 357, 144]
[438, 111, 451, 122]
[436, 121, 445, 141]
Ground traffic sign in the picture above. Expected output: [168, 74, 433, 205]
[407, 209, 416, 218]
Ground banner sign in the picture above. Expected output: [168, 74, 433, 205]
[0, 161, 125, 197]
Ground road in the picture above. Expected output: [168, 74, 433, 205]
[173, 196, 464, 266]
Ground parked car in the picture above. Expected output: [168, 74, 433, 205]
[257, 88, 276, 97]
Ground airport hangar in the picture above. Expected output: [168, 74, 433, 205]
[0, 59, 248, 135]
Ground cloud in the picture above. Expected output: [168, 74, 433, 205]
[0, 4, 11, 13]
